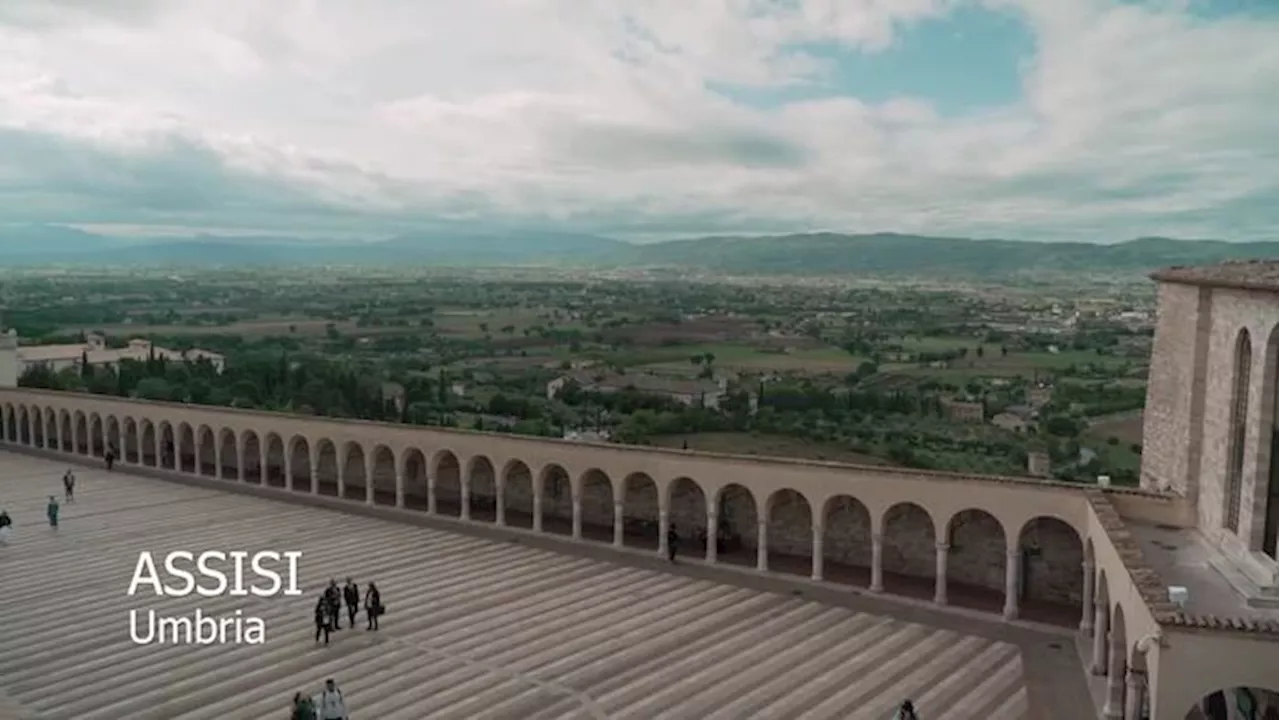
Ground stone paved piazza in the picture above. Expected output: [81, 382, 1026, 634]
[0, 451, 1095, 720]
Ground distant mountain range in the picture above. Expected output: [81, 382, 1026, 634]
[0, 224, 1272, 277]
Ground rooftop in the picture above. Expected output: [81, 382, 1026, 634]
[1127, 522, 1278, 631]
[1150, 259, 1279, 292]
[0, 451, 1094, 720]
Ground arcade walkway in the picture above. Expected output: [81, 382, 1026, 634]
[0, 452, 1091, 720]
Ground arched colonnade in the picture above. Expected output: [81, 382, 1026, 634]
[0, 400, 1094, 627]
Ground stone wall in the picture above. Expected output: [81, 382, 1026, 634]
[1142, 283, 1208, 498]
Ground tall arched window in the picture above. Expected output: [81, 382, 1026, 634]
[1259, 327, 1278, 559]
[1224, 329, 1252, 533]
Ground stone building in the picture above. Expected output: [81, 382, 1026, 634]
[0, 259, 1275, 719]
[14, 334, 225, 375]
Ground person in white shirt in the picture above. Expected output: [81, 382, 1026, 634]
[317, 678, 347, 720]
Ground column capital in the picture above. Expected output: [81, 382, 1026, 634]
[613, 501, 623, 510]
[1082, 558, 1096, 571]
[757, 518, 767, 528]
[935, 542, 950, 552]
[706, 508, 718, 519]
[1007, 547, 1021, 559]
[812, 526, 823, 536]
[871, 532, 884, 544]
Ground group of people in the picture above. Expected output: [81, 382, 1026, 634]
[290, 678, 348, 720]
[314, 578, 384, 645]
[0, 469, 73, 544]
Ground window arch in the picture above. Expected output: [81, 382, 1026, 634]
[1224, 328, 1252, 533]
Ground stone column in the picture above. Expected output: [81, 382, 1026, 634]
[260, 445, 269, 485]
[756, 519, 768, 572]
[496, 485, 507, 526]
[933, 543, 949, 605]
[532, 490, 543, 532]
[658, 510, 670, 557]
[238, 442, 247, 483]
[1002, 548, 1020, 620]
[284, 455, 293, 490]
[215, 446, 223, 478]
[1080, 560, 1096, 634]
[1123, 668, 1146, 720]
[1102, 639, 1126, 720]
[811, 526, 824, 581]
[394, 467, 405, 508]
[427, 475, 437, 515]
[460, 484, 471, 521]
[572, 495, 583, 540]
[1091, 601, 1109, 675]
[309, 449, 319, 494]
[705, 510, 719, 564]
[870, 533, 884, 592]
[335, 460, 344, 497]
[612, 503, 624, 547]
[364, 458, 375, 506]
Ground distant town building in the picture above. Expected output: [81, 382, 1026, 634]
[1026, 450, 1051, 478]
[940, 398, 985, 423]
[991, 412, 1030, 433]
[14, 334, 224, 375]
[547, 371, 726, 410]
[1027, 385, 1053, 408]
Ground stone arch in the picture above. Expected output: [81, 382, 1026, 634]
[1252, 326, 1279, 558]
[1186, 688, 1280, 720]
[667, 476, 708, 555]
[197, 425, 216, 476]
[105, 415, 120, 458]
[500, 459, 534, 528]
[315, 439, 339, 496]
[123, 417, 138, 463]
[714, 483, 759, 568]
[59, 409, 72, 453]
[32, 406, 45, 447]
[1225, 327, 1253, 532]
[370, 444, 396, 505]
[177, 423, 196, 473]
[287, 435, 311, 492]
[821, 495, 873, 587]
[74, 411, 88, 454]
[401, 447, 428, 510]
[578, 468, 614, 543]
[217, 427, 237, 478]
[158, 421, 176, 469]
[88, 413, 103, 456]
[4, 405, 16, 443]
[18, 406, 30, 445]
[341, 442, 366, 500]
[539, 463, 572, 535]
[765, 488, 812, 576]
[140, 420, 157, 466]
[1104, 603, 1129, 717]
[881, 501, 938, 598]
[466, 455, 496, 520]
[622, 472, 660, 549]
[432, 450, 462, 516]
[44, 407, 56, 449]
[263, 433, 286, 488]
[241, 430, 261, 483]
[1015, 515, 1086, 626]
[943, 508, 1007, 612]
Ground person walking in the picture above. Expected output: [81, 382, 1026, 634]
[0, 509, 12, 545]
[342, 578, 360, 630]
[105, 445, 116, 471]
[666, 524, 680, 563]
[325, 579, 342, 630]
[893, 699, 920, 719]
[63, 470, 75, 502]
[290, 691, 317, 720]
[313, 597, 330, 645]
[46, 496, 60, 529]
[364, 581, 382, 631]
[317, 678, 347, 720]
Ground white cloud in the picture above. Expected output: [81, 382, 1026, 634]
[0, 0, 1274, 242]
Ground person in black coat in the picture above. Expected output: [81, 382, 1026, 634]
[666, 524, 680, 563]
[342, 578, 360, 629]
[325, 579, 342, 630]
[313, 596, 330, 645]
[364, 582, 382, 631]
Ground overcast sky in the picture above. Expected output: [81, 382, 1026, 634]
[0, 0, 1275, 242]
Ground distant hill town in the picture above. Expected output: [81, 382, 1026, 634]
[0, 224, 1272, 277]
